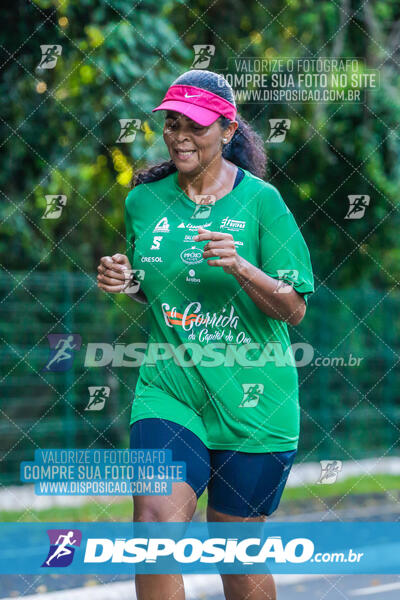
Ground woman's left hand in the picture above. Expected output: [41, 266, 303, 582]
[193, 226, 244, 276]
[193, 226, 306, 325]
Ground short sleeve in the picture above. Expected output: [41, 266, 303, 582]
[258, 188, 315, 304]
[125, 191, 135, 265]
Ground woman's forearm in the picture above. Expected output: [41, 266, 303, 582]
[233, 257, 306, 325]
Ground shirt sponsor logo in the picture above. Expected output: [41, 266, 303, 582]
[178, 221, 212, 231]
[183, 234, 196, 243]
[141, 256, 163, 263]
[180, 247, 203, 264]
[186, 269, 200, 284]
[150, 236, 163, 250]
[220, 217, 246, 231]
[161, 302, 239, 331]
[153, 217, 170, 233]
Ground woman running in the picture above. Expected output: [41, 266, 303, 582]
[97, 69, 314, 600]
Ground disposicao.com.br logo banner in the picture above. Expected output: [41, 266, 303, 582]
[0, 522, 399, 575]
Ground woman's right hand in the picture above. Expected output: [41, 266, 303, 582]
[97, 254, 132, 293]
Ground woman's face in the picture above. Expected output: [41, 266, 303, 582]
[163, 110, 229, 174]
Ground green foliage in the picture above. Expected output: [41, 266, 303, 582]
[1, 0, 399, 289]
[1, 273, 399, 486]
[1, 0, 188, 272]
[167, 0, 400, 289]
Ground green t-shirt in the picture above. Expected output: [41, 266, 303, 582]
[125, 167, 314, 452]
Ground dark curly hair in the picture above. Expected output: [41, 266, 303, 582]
[131, 69, 267, 188]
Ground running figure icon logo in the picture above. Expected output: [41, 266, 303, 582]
[191, 196, 216, 220]
[239, 383, 264, 408]
[117, 119, 142, 143]
[191, 45, 215, 69]
[122, 269, 145, 294]
[345, 195, 370, 219]
[42, 334, 82, 372]
[42, 529, 82, 568]
[37, 45, 62, 69]
[85, 386, 110, 411]
[274, 269, 299, 294]
[42, 195, 67, 219]
[267, 119, 291, 143]
[317, 460, 343, 484]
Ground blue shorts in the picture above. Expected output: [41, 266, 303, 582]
[130, 418, 297, 518]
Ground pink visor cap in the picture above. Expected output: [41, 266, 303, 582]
[152, 84, 237, 126]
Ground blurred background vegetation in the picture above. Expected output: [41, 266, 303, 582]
[1, 0, 399, 484]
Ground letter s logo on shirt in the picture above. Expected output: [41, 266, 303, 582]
[150, 236, 163, 250]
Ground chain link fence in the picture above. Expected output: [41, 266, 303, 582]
[1, 271, 399, 485]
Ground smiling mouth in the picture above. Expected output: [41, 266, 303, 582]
[174, 149, 196, 159]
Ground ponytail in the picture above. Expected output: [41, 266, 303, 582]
[130, 159, 176, 188]
[221, 114, 266, 180]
